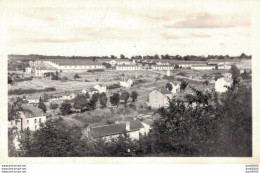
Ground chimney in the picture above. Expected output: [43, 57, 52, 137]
[125, 121, 130, 131]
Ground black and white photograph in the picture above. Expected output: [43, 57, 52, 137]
[1, 0, 259, 162]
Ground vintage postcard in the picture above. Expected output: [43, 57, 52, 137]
[0, 0, 260, 164]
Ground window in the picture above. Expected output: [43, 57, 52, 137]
[35, 125, 37, 130]
[34, 119, 37, 123]
[27, 127, 30, 130]
[11, 121, 13, 126]
[39, 118, 41, 123]
[15, 121, 18, 125]
[27, 120, 29, 124]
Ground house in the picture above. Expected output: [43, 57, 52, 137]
[50, 92, 76, 101]
[170, 82, 181, 94]
[148, 88, 173, 108]
[86, 120, 150, 141]
[151, 65, 174, 70]
[191, 65, 216, 70]
[87, 88, 99, 96]
[120, 79, 133, 88]
[25, 67, 32, 74]
[116, 64, 141, 70]
[8, 105, 47, 131]
[35, 67, 47, 77]
[109, 59, 131, 66]
[25, 94, 43, 104]
[218, 64, 231, 70]
[94, 84, 107, 93]
[215, 77, 233, 93]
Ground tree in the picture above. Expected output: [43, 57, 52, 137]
[120, 91, 130, 105]
[131, 91, 138, 102]
[230, 65, 240, 81]
[85, 92, 90, 99]
[8, 75, 13, 85]
[99, 92, 108, 108]
[74, 74, 80, 80]
[92, 93, 100, 103]
[180, 81, 188, 92]
[120, 54, 126, 59]
[203, 80, 209, 86]
[74, 95, 87, 111]
[60, 101, 72, 115]
[110, 93, 120, 107]
[166, 83, 173, 91]
[38, 101, 47, 113]
[19, 118, 83, 156]
[8, 97, 24, 121]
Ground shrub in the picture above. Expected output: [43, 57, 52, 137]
[107, 83, 121, 89]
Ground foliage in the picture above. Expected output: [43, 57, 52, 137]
[230, 65, 240, 80]
[60, 101, 72, 115]
[38, 101, 47, 113]
[50, 103, 58, 110]
[19, 118, 83, 156]
[130, 91, 138, 102]
[120, 91, 130, 105]
[74, 95, 87, 110]
[107, 83, 121, 89]
[9, 87, 56, 95]
[74, 74, 80, 79]
[166, 83, 173, 91]
[110, 93, 120, 107]
[99, 92, 108, 108]
[203, 80, 209, 86]
[8, 97, 24, 121]
[91, 93, 100, 103]
[180, 81, 188, 92]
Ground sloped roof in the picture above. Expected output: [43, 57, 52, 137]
[158, 88, 172, 95]
[89, 120, 144, 138]
[117, 64, 140, 67]
[21, 104, 44, 118]
[49, 59, 102, 66]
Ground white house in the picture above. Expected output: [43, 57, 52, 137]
[218, 64, 231, 70]
[191, 65, 216, 70]
[8, 105, 47, 131]
[170, 82, 181, 94]
[215, 77, 233, 93]
[151, 65, 174, 70]
[94, 84, 107, 93]
[25, 67, 32, 74]
[148, 88, 173, 108]
[120, 79, 133, 88]
[86, 120, 150, 141]
[35, 67, 47, 77]
[109, 59, 131, 66]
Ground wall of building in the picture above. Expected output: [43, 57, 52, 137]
[149, 90, 165, 108]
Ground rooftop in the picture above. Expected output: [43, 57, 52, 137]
[21, 104, 44, 118]
[89, 120, 144, 138]
[48, 59, 102, 66]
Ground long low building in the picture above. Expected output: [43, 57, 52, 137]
[116, 64, 141, 70]
[44, 59, 105, 71]
[191, 65, 216, 70]
[151, 65, 174, 70]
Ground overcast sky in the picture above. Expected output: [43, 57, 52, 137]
[1, 0, 253, 57]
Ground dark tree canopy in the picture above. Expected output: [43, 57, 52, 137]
[60, 101, 72, 115]
[99, 92, 108, 108]
[38, 101, 47, 113]
[166, 83, 173, 91]
[130, 91, 138, 102]
[230, 65, 240, 80]
[110, 93, 120, 107]
[74, 95, 87, 110]
[120, 91, 130, 105]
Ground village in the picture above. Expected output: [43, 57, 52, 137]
[8, 55, 252, 150]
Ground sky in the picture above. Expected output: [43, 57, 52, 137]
[0, 0, 254, 57]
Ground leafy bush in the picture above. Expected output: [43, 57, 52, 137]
[87, 69, 105, 72]
[107, 83, 121, 89]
